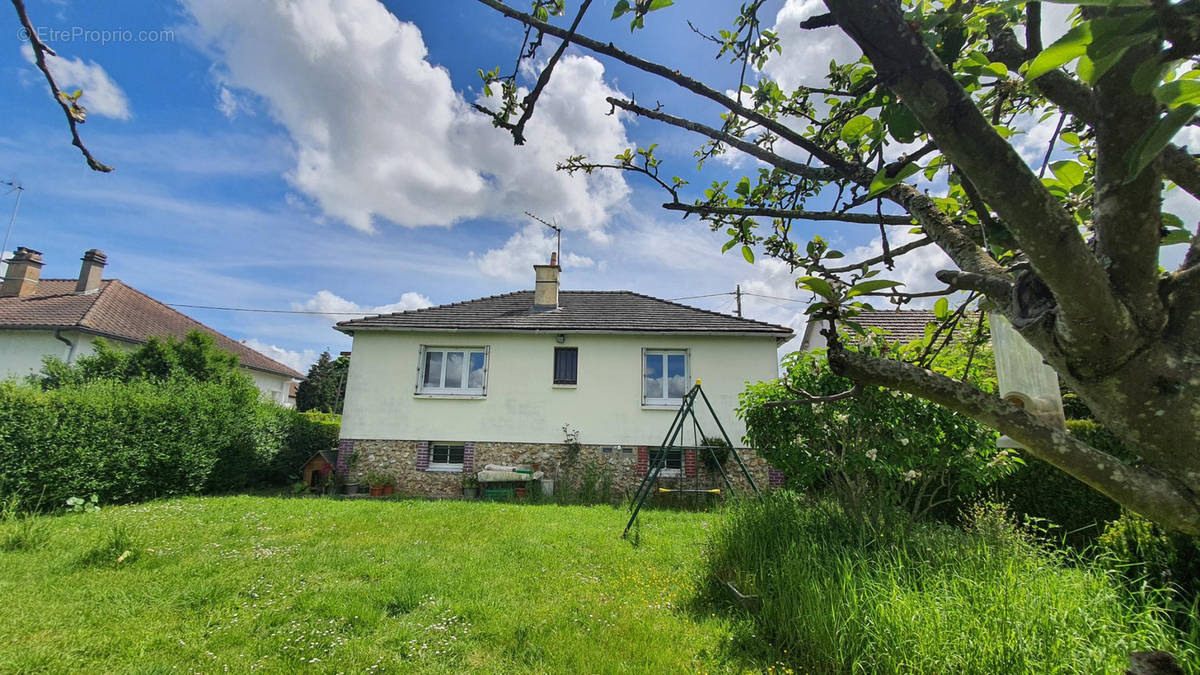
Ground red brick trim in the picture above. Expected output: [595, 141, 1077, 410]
[462, 442, 475, 472]
[637, 446, 649, 476]
[683, 449, 697, 478]
[415, 441, 430, 471]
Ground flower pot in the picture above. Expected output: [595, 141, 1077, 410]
[383, 485, 394, 496]
[342, 482, 359, 495]
[515, 486, 527, 499]
[369, 485, 384, 497]
[463, 487, 478, 500]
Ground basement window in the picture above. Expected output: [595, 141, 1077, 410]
[429, 443, 465, 472]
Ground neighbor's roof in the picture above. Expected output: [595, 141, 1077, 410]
[0, 279, 303, 379]
[335, 290, 793, 341]
[852, 310, 937, 344]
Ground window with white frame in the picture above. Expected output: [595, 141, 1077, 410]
[642, 349, 689, 406]
[430, 443, 465, 471]
[419, 347, 487, 396]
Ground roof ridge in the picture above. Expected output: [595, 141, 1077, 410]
[72, 279, 112, 327]
[622, 289, 793, 332]
[336, 289, 531, 325]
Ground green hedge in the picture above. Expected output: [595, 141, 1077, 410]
[993, 419, 1132, 543]
[0, 380, 339, 509]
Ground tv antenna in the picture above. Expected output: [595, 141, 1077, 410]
[524, 211, 561, 266]
[1, 180, 24, 269]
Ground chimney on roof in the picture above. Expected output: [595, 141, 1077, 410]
[0, 247, 44, 298]
[532, 251, 560, 312]
[75, 249, 107, 294]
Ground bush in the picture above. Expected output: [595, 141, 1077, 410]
[1098, 512, 1200, 607]
[993, 419, 1131, 544]
[738, 348, 1006, 521]
[0, 379, 338, 508]
[705, 492, 1195, 673]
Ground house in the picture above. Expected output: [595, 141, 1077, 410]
[333, 255, 793, 499]
[797, 309, 937, 351]
[0, 246, 303, 402]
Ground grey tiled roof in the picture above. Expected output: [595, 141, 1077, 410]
[335, 290, 793, 339]
[852, 310, 937, 344]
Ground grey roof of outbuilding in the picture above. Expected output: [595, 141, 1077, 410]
[850, 310, 937, 344]
[335, 290, 793, 340]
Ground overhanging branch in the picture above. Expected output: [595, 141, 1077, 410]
[661, 202, 912, 224]
[827, 346, 1200, 534]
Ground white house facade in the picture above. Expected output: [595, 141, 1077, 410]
[335, 259, 793, 499]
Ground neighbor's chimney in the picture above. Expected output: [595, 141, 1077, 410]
[75, 248, 107, 294]
[0, 247, 44, 298]
[533, 251, 560, 311]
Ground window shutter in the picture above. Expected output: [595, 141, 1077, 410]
[416, 441, 430, 471]
[637, 446, 649, 476]
[463, 442, 475, 472]
[415, 345, 426, 395]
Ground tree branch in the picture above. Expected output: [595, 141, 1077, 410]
[474, 0, 867, 181]
[827, 346, 1200, 535]
[12, 0, 112, 172]
[764, 382, 860, 407]
[508, 0, 593, 145]
[607, 97, 840, 182]
[825, 237, 933, 273]
[935, 269, 1013, 301]
[661, 202, 912, 225]
[827, 0, 1138, 371]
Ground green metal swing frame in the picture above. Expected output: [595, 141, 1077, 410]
[622, 382, 760, 538]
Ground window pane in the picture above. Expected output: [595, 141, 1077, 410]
[554, 347, 577, 384]
[432, 444, 464, 465]
[444, 351, 465, 388]
[424, 351, 443, 387]
[643, 353, 663, 399]
[650, 447, 682, 469]
[667, 353, 687, 398]
[448, 445, 465, 464]
[468, 352, 486, 388]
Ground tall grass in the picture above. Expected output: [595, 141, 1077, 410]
[705, 491, 1197, 673]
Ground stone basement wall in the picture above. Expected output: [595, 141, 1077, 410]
[338, 439, 782, 501]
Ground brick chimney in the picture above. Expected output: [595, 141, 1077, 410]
[0, 247, 44, 298]
[533, 251, 560, 312]
[75, 249, 107, 294]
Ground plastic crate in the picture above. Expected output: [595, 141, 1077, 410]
[484, 488, 514, 501]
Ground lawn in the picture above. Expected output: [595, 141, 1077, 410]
[0, 496, 772, 673]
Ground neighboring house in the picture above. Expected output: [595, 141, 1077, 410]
[798, 310, 937, 352]
[334, 256, 794, 499]
[0, 246, 303, 403]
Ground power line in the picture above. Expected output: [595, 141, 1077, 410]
[167, 303, 370, 316]
[666, 291, 734, 302]
[741, 291, 807, 303]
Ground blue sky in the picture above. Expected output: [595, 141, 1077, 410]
[4, 1, 1182, 374]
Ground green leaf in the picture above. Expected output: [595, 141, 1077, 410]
[1025, 22, 1091, 81]
[611, 0, 630, 19]
[735, 176, 751, 197]
[647, 0, 674, 10]
[798, 276, 838, 302]
[884, 105, 922, 144]
[840, 115, 875, 145]
[847, 279, 903, 297]
[934, 297, 950, 321]
[1050, 160, 1085, 188]
[866, 162, 921, 198]
[1162, 229, 1192, 246]
[1125, 104, 1198, 181]
[1154, 80, 1200, 109]
[741, 245, 755, 264]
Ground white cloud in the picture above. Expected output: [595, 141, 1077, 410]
[241, 338, 318, 374]
[20, 45, 130, 120]
[180, 0, 630, 235]
[216, 85, 248, 120]
[846, 229, 956, 309]
[472, 223, 596, 281]
[763, 0, 861, 92]
[293, 289, 433, 322]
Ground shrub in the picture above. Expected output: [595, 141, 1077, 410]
[992, 419, 1131, 544]
[738, 348, 1006, 521]
[705, 492, 1195, 673]
[1098, 512, 1200, 606]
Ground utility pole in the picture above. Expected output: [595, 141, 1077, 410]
[735, 284, 742, 318]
